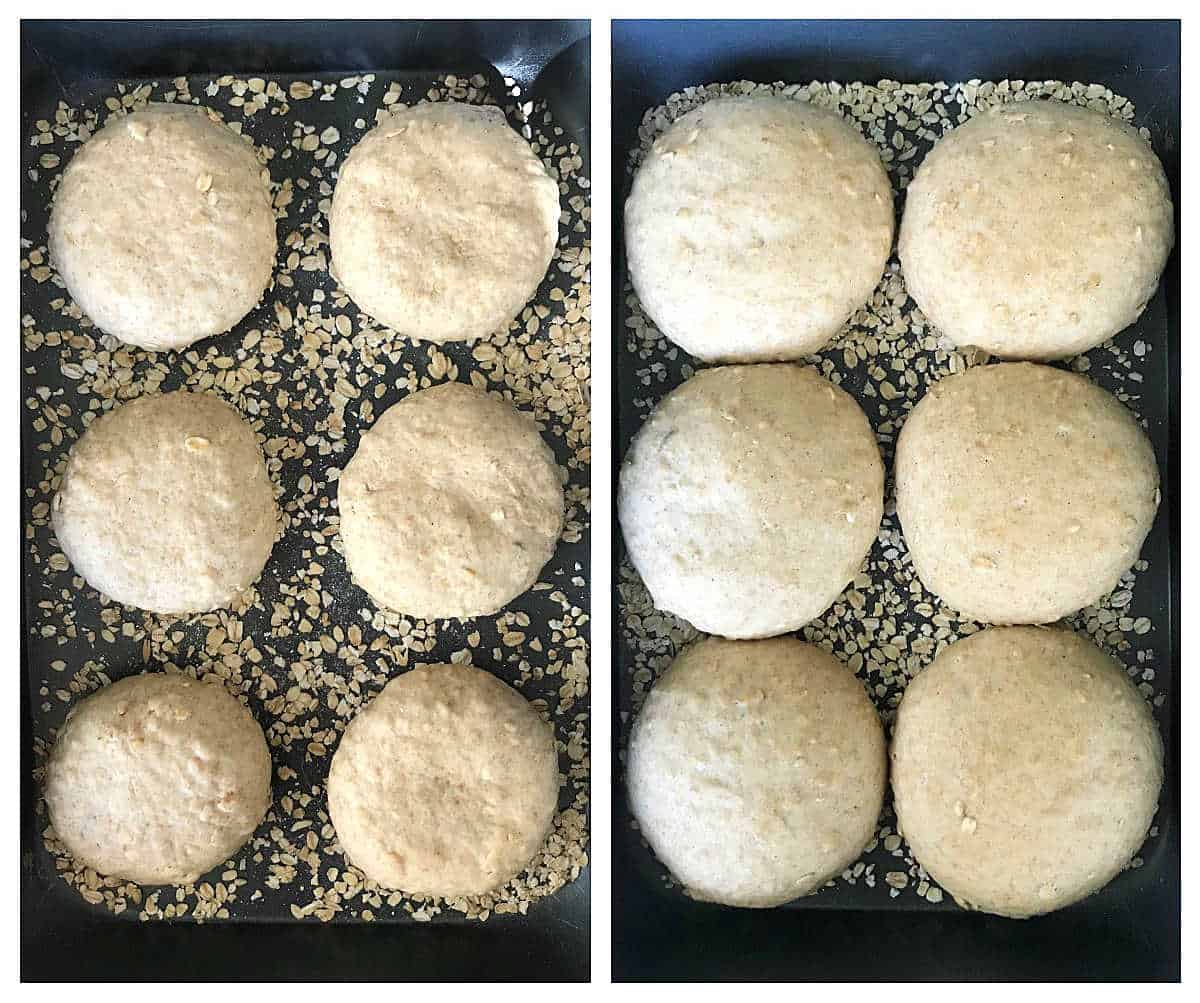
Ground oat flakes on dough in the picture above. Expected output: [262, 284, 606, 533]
[52, 391, 279, 614]
[44, 672, 272, 885]
[328, 102, 560, 343]
[624, 95, 894, 362]
[898, 100, 1174, 360]
[618, 364, 883, 638]
[895, 362, 1159, 624]
[327, 663, 559, 897]
[628, 636, 886, 908]
[337, 381, 564, 620]
[891, 626, 1163, 918]
[48, 103, 276, 352]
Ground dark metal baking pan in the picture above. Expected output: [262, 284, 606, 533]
[612, 18, 1179, 981]
[21, 18, 590, 982]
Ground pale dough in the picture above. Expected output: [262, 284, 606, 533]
[44, 672, 272, 885]
[48, 103, 276, 352]
[895, 362, 1159, 624]
[899, 100, 1174, 359]
[625, 95, 894, 362]
[891, 626, 1163, 918]
[329, 102, 560, 343]
[337, 382, 564, 620]
[52, 391, 279, 614]
[618, 364, 883, 638]
[627, 636, 886, 908]
[327, 663, 560, 898]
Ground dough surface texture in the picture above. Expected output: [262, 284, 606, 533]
[44, 672, 272, 886]
[52, 390, 279, 615]
[329, 102, 561, 343]
[891, 626, 1163, 918]
[337, 382, 564, 620]
[625, 95, 894, 362]
[49, 103, 276, 351]
[627, 636, 887, 908]
[899, 100, 1174, 359]
[895, 362, 1158, 624]
[327, 663, 560, 897]
[618, 364, 884, 638]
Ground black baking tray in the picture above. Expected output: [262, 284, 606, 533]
[611, 19, 1180, 982]
[20, 19, 590, 982]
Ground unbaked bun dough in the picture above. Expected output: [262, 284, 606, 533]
[895, 362, 1159, 624]
[891, 626, 1163, 918]
[329, 102, 560, 343]
[627, 636, 886, 908]
[899, 100, 1174, 360]
[52, 391, 279, 614]
[44, 672, 272, 885]
[327, 663, 559, 897]
[337, 382, 564, 620]
[618, 364, 883, 638]
[48, 103, 276, 351]
[625, 95, 894, 362]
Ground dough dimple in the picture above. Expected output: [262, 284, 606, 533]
[895, 362, 1159, 624]
[337, 381, 564, 620]
[618, 364, 884, 639]
[891, 626, 1163, 918]
[624, 95, 894, 362]
[627, 636, 887, 908]
[52, 390, 279, 615]
[48, 103, 277, 352]
[327, 662, 560, 898]
[898, 100, 1174, 360]
[44, 672, 272, 886]
[329, 102, 561, 344]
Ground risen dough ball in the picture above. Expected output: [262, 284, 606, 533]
[895, 363, 1159, 624]
[899, 100, 1174, 359]
[627, 637, 886, 908]
[52, 391, 279, 614]
[329, 102, 560, 343]
[327, 663, 559, 897]
[618, 364, 883, 638]
[891, 626, 1163, 918]
[625, 95, 894, 362]
[337, 382, 564, 620]
[44, 672, 272, 885]
[48, 103, 276, 351]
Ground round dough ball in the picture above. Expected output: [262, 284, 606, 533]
[338, 382, 563, 620]
[625, 95, 894, 362]
[329, 102, 560, 343]
[896, 362, 1158, 624]
[48, 103, 276, 352]
[628, 636, 886, 908]
[899, 100, 1174, 360]
[328, 663, 559, 897]
[618, 364, 883, 638]
[52, 391, 279, 614]
[44, 672, 272, 885]
[892, 626, 1163, 918]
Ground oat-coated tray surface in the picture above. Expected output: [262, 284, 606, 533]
[616, 77, 1173, 912]
[22, 66, 591, 924]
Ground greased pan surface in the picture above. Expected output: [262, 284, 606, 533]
[612, 18, 1178, 981]
[21, 19, 590, 982]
